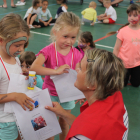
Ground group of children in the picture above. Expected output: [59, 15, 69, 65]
[24, 0, 117, 29]
[0, 11, 95, 140]
[24, 0, 67, 28]
[0, 1, 140, 140]
[81, 0, 117, 25]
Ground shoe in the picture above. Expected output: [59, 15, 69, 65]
[95, 21, 102, 23]
[15, 1, 26, 6]
[29, 25, 35, 29]
[0, 5, 7, 8]
[49, 23, 55, 26]
[11, 5, 16, 8]
[130, 0, 134, 4]
[81, 22, 84, 25]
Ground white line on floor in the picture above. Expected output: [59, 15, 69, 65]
[30, 31, 113, 49]
[30, 31, 50, 36]
[96, 44, 113, 49]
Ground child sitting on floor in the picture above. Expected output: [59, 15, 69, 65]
[97, 0, 117, 24]
[38, 0, 56, 27]
[75, 31, 95, 57]
[19, 51, 43, 89]
[81, 1, 97, 26]
[24, 0, 41, 29]
[55, 1, 68, 18]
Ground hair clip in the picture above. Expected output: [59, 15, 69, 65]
[87, 59, 95, 62]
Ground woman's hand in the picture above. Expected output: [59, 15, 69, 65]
[46, 102, 77, 126]
[55, 64, 70, 75]
[13, 93, 35, 111]
[75, 98, 86, 105]
[45, 102, 67, 118]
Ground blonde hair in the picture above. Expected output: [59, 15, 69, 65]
[89, 1, 96, 7]
[0, 13, 30, 41]
[85, 48, 125, 100]
[103, 0, 111, 4]
[50, 12, 81, 41]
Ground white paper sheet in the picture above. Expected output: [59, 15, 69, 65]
[6, 73, 61, 140]
[51, 69, 85, 103]
[4, 74, 41, 113]
[11, 89, 62, 140]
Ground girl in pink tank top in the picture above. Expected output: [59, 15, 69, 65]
[30, 12, 83, 140]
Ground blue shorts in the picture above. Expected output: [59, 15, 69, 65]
[50, 96, 75, 110]
[0, 122, 18, 140]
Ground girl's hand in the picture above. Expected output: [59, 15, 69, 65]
[75, 98, 86, 105]
[25, 76, 37, 86]
[45, 102, 67, 118]
[13, 93, 35, 111]
[55, 64, 70, 75]
[44, 22, 49, 26]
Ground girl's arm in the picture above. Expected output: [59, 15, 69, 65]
[47, 17, 52, 24]
[81, 10, 85, 15]
[75, 62, 80, 70]
[45, 102, 76, 126]
[30, 54, 70, 75]
[0, 93, 34, 110]
[41, 17, 52, 26]
[113, 38, 122, 56]
[27, 13, 32, 25]
[101, 15, 110, 20]
[93, 11, 97, 23]
[98, 13, 106, 17]
[39, 19, 45, 24]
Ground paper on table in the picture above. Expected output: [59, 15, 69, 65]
[11, 88, 62, 140]
[4, 74, 42, 113]
[50, 69, 85, 103]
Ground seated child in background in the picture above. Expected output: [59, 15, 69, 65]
[19, 51, 43, 89]
[81, 1, 97, 26]
[24, 0, 41, 29]
[75, 31, 95, 57]
[55, 1, 68, 18]
[38, 0, 56, 27]
[97, 0, 117, 24]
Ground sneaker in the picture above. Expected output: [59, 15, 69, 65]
[15, 1, 26, 6]
[29, 25, 35, 29]
[95, 21, 102, 23]
[81, 22, 84, 25]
